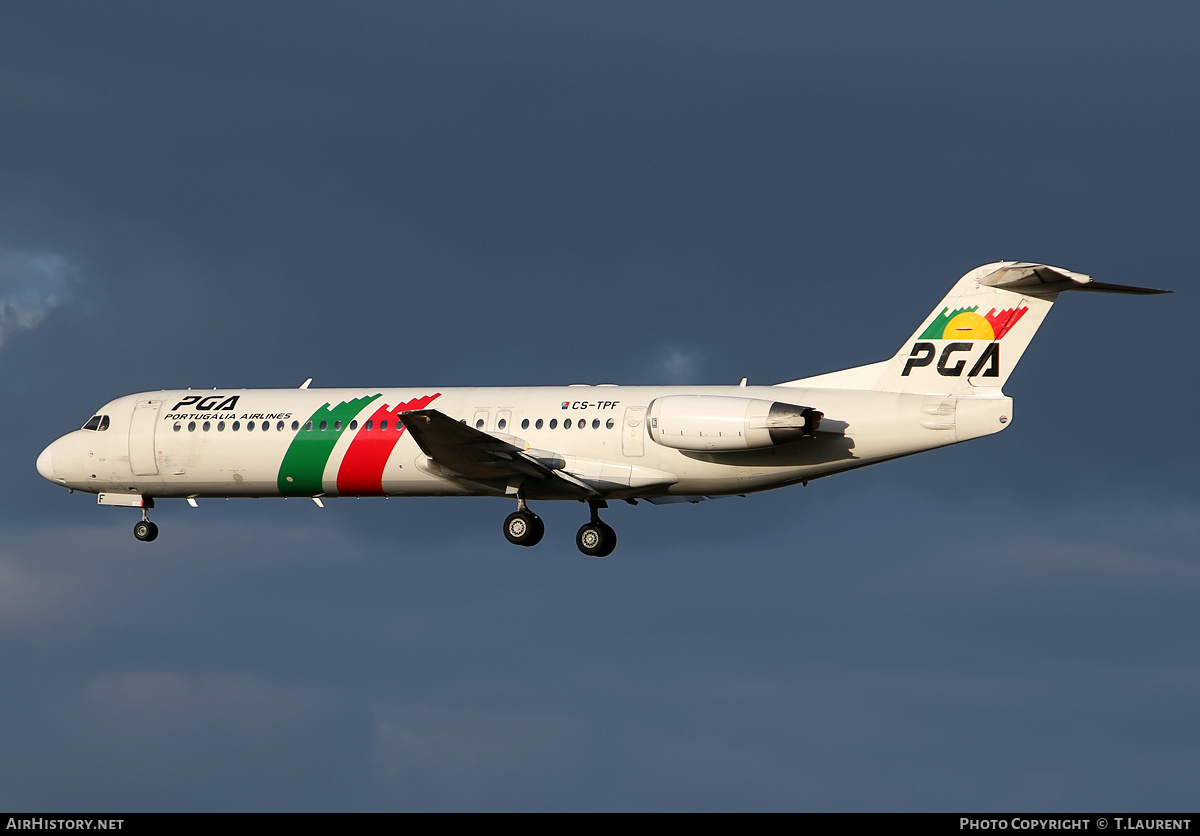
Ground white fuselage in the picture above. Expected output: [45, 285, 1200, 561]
[36, 384, 1010, 502]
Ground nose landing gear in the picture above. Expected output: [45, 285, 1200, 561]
[97, 493, 159, 542]
[133, 507, 159, 542]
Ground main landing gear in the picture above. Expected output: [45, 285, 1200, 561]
[502, 498, 617, 557]
[576, 500, 616, 558]
[504, 497, 545, 547]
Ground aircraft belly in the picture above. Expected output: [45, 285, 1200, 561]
[377, 466, 468, 497]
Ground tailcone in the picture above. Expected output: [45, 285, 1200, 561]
[956, 397, 1013, 442]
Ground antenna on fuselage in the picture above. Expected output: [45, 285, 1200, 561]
[299, 378, 312, 389]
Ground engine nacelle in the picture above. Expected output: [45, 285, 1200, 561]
[646, 395, 822, 452]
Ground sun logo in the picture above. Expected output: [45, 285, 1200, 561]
[919, 305, 1028, 340]
[944, 311, 995, 339]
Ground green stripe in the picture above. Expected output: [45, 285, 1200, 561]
[918, 306, 978, 340]
[277, 394, 381, 495]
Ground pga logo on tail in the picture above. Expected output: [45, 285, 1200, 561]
[901, 303, 1027, 379]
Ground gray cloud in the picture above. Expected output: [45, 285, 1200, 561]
[0, 246, 75, 347]
[653, 346, 703, 384]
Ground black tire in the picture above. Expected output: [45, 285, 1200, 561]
[527, 513, 545, 546]
[576, 521, 616, 557]
[504, 511, 544, 547]
[133, 520, 159, 542]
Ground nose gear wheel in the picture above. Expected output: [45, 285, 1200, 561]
[133, 520, 159, 542]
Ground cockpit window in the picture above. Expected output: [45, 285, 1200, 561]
[82, 415, 110, 431]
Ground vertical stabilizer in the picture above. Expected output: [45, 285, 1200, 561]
[870, 261, 1169, 395]
[873, 262, 1059, 395]
[779, 262, 1167, 394]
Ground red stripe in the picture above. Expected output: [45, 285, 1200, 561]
[984, 306, 1028, 340]
[335, 393, 440, 495]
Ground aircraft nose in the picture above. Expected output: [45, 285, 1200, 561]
[36, 442, 56, 482]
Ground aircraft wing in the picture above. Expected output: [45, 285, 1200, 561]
[398, 409, 599, 496]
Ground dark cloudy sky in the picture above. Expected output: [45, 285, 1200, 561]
[1, 2, 1196, 812]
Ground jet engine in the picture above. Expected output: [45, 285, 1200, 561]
[646, 395, 822, 452]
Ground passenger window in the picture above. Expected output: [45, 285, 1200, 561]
[349, 420, 357, 430]
[292, 420, 300, 431]
[549, 419, 557, 429]
[247, 420, 255, 432]
[521, 418, 529, 430]
[497, 418, 507, 430]
[217, 421, 226, 431]
[564, 419, 572, 429]
[592, 419, 599, 429]
[305, 421, 313, 431]
[334, 420, 342, 431]
[536, 419, 543, 429]
[188, 421, 196, 432]
[381, 420, 388, 431]
[475, 418, 485, 429]
[365, 420, 373, 431]
[173, 422, 182, 432]
[606, 418, 614, 429]
[232, 421, 240, 431]
[319, 420, 328, 431]
[202, 421, 211, 432]
[277, 421, 285, 431]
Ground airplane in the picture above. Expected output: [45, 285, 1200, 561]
[35, 262, 1167, 556]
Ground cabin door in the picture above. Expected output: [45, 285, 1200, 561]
[621, 406, 646, 457]
[129, 400, 161, 476]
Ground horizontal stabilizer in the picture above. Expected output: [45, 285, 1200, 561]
[980, 262, 1170, 296]
[1066, 280, 1172, 295]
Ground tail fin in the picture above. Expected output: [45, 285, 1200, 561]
[782, 262, 1169, 394]
[871, 262, 1169, 394]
